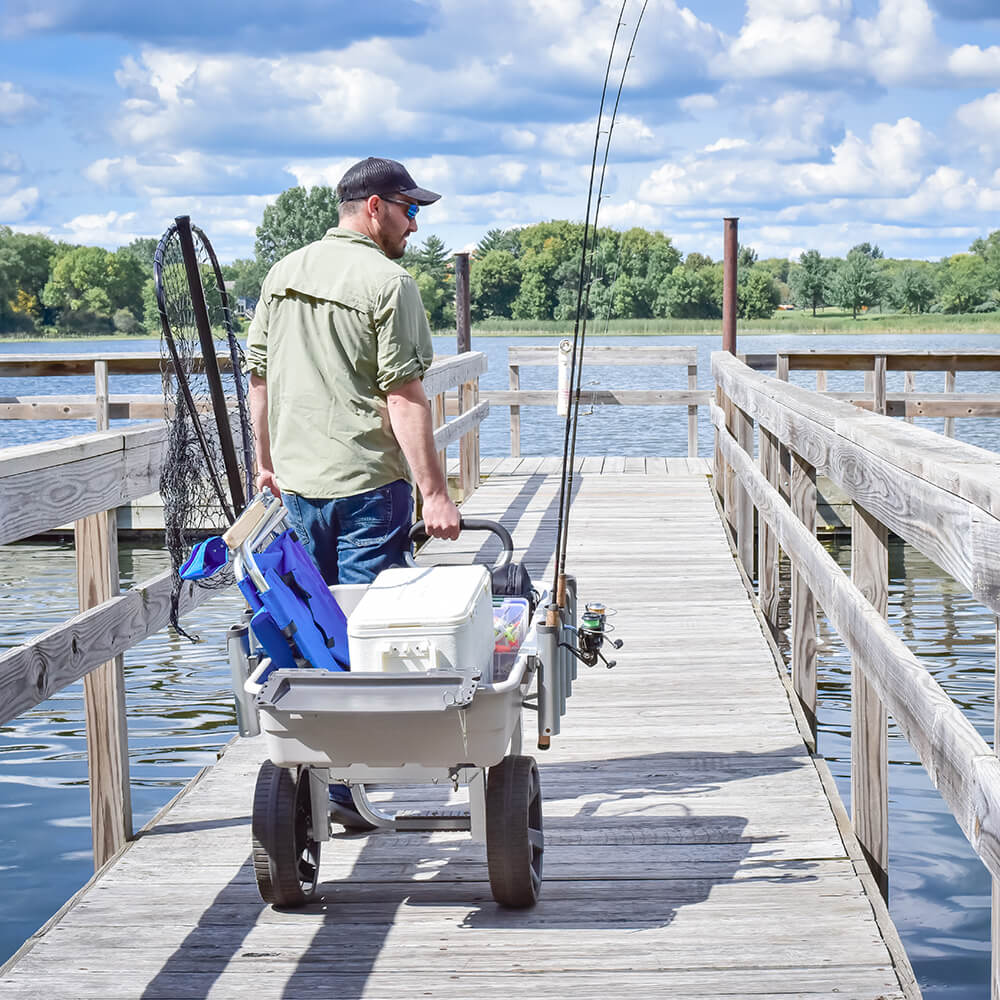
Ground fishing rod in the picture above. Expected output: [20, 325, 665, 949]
[548, 0, 628, 624]
[550, 0, 650, 619]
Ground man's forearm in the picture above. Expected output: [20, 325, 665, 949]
[386, 378, 448, 499]
[249, 373, 279, 494]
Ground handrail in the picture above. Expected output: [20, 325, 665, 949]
[711, 350, 1000, 977]
[506, 344, 700, 458]
[0, 350, 489, 870]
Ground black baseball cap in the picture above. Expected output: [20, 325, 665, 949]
[337, 157, 441, 205]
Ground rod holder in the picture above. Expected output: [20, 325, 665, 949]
[536, 620, 561, 749]
[226, 622, 261, 737]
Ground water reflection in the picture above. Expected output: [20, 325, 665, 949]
[0, 541, 245, 964]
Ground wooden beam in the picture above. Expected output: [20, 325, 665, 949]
[851, 501, 889, 899]
[735, 404, 755, 576]
[507, 345, 697, 366]
[758, 427, 780, 642]
[509, 363, 521, 458]
[0, 569, 221, 726]
[478, 389, 711, 407]
[790, 450, 817, 743]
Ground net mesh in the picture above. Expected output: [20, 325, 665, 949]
[155, 221, 254, 639]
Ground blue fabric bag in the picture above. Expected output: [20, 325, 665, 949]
[236, 529, 350, 672]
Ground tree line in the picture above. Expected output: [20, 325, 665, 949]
[5, 184, 1000, 336]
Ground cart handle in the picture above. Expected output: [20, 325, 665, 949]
[406, 517, 513, 569]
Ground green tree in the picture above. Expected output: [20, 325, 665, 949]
[851, 242, 883, 259]
[892, 264, 937, 314]
[938, 253, 992, 313]
[788, 250, 828, 316]
[403, 235, 454, 329]
[663, 265, 717, 318]
[829, 249, 885, 319]
[227, 257, 269, 300]
[737, 245, 758, 269]
[970, 230, 1000, 294]
[41, 245, 145, 329]
[119, 236, 159, 274]
[738, 268, 780, 319]
[683, 251, 713, 270]
[470, 249, 521, 320]
[254, 186, 339, 268]
[614, 228, 682, 318]
[476, 228, 521, 258]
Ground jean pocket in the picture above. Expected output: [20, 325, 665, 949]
[339, 484, 394, 537]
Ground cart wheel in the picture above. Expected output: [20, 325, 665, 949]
[486, 755, 543, 908]
[251, 761, 320, 906]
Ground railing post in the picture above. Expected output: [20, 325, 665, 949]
[851, 501, 889, 900]
[713, 385, 725, 502]
[790, 451, 817, 743]
[77, 359, 132, 869]
[735, 404, 754, 575]
[873, 355, 887, 416]
[459, 378, 477, 499]
[944, 370, 956, 438]
[758, 426, 780, 640]
[509, 361, 521, 458]
[903, 370, 915, 423]
[455, 253, 471, 354]
[687, 361, 698, 458]
[723, 393, 737, 530]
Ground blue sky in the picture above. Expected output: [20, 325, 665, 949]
[3, 0, 1000, 264]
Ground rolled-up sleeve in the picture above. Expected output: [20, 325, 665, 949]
[373, 275, 433, 392]
[244, 292, 270, 378]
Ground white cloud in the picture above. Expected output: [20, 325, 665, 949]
[540, 114, 662, 157]
[703, 137, 748, 153]
[639, 117, 934, 207]
[0, 183, 39, 220]
[678, 93, 717, 114]
[0, 81, 40, 124]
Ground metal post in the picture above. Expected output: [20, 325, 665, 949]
[723, 217, 739, 355]
[455, 252, 471, 354]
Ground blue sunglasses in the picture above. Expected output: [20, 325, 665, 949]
[382, 196, 419, 220]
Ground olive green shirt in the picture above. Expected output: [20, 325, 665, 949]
[246, 228, 433, 498]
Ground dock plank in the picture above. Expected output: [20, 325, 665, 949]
[0, 462, 911, 999]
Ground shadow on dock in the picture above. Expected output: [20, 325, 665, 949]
[139, 746, 814, 999]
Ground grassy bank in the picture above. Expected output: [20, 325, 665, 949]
[464, 311, 1000, 336]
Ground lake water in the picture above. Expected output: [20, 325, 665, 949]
[2, 332, 999, 997]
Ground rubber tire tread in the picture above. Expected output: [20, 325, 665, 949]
[485, 754, 543, 908]
[251, 760, 319, 907]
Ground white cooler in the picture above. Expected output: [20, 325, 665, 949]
[347, 565, 494, 681]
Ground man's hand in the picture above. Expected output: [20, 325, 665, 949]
[421, 490, 461, 540]
[255, 467, 282, 499]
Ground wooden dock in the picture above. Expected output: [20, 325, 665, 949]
[0, 459, 913, 999]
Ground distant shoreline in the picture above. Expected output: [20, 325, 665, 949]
[5, 326, 1000, 344]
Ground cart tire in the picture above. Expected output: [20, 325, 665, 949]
[251, 761, 320, 906]
[486, 755, 543, 908]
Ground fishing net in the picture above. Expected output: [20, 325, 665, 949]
[154, 217, 254, 639]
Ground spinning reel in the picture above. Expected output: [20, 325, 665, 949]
[562, 601, 623, 669]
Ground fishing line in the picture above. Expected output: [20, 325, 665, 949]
[549, 0, 628, 613]
[551, 0, 650, 609]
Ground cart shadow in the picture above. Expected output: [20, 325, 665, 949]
[138, 745, 822, 997]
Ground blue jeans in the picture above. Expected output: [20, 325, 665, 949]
[283, 480, 413, 586]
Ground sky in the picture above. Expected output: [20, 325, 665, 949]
[3, 0, 1000, 264]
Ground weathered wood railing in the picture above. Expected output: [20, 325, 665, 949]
[492, 345, 708, 457]
[744, 349, 1000, 434]
[712, 349, 1000, 994]
[0, 351, 488, 870]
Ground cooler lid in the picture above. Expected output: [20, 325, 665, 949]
[348, 565, 490, 634]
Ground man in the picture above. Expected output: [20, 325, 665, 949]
[246, 157, 462, 828]
[246, 156, 461, 587]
